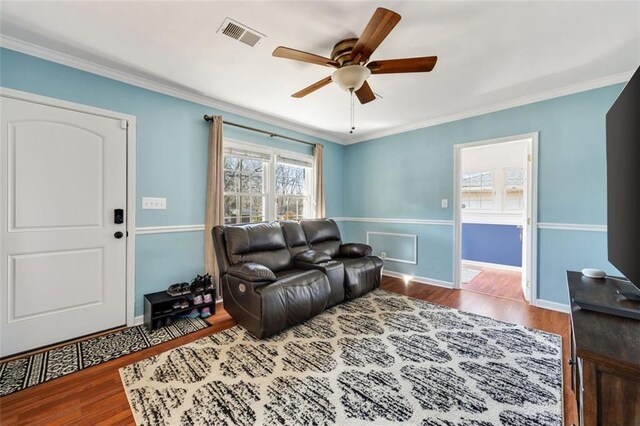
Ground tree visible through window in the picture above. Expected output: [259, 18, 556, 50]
[223, 156, 266, 224]
[275, 161, 311, 220]
[223, 143, 314, 223]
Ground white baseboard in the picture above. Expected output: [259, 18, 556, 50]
[462, 260, 522, 272]
[534, 299, 571, 313]
[134, 315, 144, 326]
[383, 269, 453, 289]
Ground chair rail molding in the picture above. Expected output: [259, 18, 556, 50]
[135, 224, 205, 235]
[537, 222, 607, 232]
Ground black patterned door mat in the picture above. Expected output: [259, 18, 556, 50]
[120, 290, 563, 425]
[0, 317, 210, 397]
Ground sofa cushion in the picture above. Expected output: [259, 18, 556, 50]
[226, 222, 286, 255]
[301, 219, 341, 244]
[225, 222, 292, 272]
[281, 221, 308, 247]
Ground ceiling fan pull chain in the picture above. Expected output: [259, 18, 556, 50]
[350, 89, 355, 134]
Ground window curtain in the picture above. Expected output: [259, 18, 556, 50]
[313, 143, 325, 218]
[204, 115, 224, 283]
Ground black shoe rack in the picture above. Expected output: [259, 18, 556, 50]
[143, 288, 216, 330]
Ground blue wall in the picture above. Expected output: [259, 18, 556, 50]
[341, 84, 624, 304]
[0, 48, 344, 316]
[1, 46, 626, 308]
[461, 224, 522, 267]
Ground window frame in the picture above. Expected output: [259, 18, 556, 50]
[223, 139, 315, 224]
[461, 169, 496, 211]
[503, 167, 525, 211]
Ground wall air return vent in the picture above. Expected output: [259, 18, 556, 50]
[218, 18, 265, 47]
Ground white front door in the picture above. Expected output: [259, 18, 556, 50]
[1, 96, 128, 357]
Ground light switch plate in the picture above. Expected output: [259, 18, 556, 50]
[441, 199, 448, 208]
[142, 197, 167, 209]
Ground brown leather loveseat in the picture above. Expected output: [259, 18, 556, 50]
[212, 219, 383, 338]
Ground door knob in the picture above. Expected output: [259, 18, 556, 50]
[114, 231, 124, 239]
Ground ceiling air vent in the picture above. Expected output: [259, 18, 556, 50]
[218, 18, 265, 47]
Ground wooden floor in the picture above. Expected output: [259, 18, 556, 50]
[0, 277, 575, 425]
[462, 265, 525, 302]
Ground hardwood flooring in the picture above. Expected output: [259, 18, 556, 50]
[462, 265, 525, 302]
[0, 277, 575, 425]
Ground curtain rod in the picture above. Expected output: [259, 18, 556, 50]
[203, 115, 321, 148]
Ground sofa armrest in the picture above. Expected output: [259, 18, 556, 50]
[339, 243, 373, 258]
[227, 262, 277, 282]
[294, 249, 332, 265]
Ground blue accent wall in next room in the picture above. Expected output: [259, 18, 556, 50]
[462, 224, 522, 267]
[340, 83, 625, 305]
[0, 47, 344, 316]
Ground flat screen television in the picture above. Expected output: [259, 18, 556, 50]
[607, 65, 640, 288]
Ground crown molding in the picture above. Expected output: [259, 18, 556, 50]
[0, 35, 346, 145]
[2, 34, 632, 147]
[346, 70, 634, 144]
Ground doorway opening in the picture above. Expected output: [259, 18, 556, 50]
[453, 134, 538, 303]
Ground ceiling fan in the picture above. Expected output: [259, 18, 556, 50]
[273, 7, 438, 105]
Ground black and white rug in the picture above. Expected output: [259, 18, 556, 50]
[0, 317, 210, 397]
[120, 290, 563, 425]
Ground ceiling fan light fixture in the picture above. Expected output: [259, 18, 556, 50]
[331, 65, 371, 92]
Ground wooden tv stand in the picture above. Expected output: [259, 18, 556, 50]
[567, 271, 640, 425]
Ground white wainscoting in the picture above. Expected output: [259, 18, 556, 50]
[366, 231, 417, 265]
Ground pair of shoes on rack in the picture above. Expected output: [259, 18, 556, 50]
[167, 282, 191, 297]
[179, 307, 212, 319]
[191, 273, 214, 293]
[189, 293, 212, 306]
[172, 298, 189, 310]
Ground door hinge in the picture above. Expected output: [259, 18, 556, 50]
[527, 217, 531, 225]
[121, 120, 128, 130]
[526, 281, 531, 288]
[528, 154, 532, 162]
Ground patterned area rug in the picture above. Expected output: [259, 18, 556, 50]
[120, 290, 563, 425]
[461, 266, 482, 283]
[0, 317, 209, 397]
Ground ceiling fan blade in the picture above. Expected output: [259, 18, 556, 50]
[367, 56, 438, 74]
[273, 46, 339, 68]
[351, 8, 401, 64]
[355, 81, 376, 104]
[292, 76, 333, 98]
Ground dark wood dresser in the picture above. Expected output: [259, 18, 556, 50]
[567, 271, 640, 425]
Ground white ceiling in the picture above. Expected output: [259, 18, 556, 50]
[1, 1, 639, 144]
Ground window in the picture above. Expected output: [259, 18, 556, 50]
[461, 171, 495, 210]
[223, 142, 314, 224]
[504, 168, 525, 210]
[275, 156, 313, 220]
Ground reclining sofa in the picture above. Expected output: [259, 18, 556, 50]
[212, 218, 383, 338]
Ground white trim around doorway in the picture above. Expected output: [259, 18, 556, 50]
[0, 87, 137, 327]
[453, 132, 539, 305]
